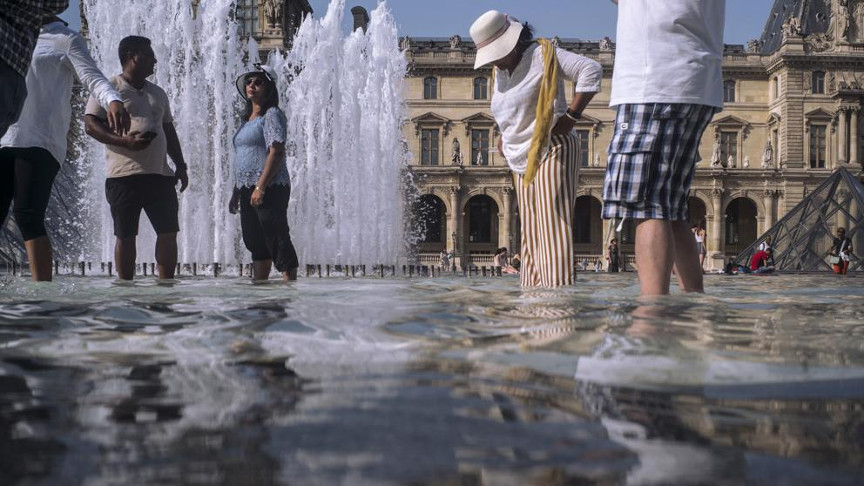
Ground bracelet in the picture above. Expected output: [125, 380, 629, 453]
[564, 109, 581, 122]
[254, 185, 266, 195]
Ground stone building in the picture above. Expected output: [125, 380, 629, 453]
[403, 0, 864, 269]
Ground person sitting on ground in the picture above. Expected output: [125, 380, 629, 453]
[749, 247, 775, 273]
[827, 227, 854, 275]
[493, 247, 519, 274]
[1, 15, 129, 281]
[228, 64, 298, 282]
[84, 35, 188, 281]
[510, 253, 521, 271]
[758, 235, 772, 252]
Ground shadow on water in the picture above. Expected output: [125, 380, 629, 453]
[0, 274, 862, 484]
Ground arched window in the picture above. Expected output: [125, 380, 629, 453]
[812, 71, 825, 94]
[423, 77, 438, 100]
[723, 80, 736, 103]
[473, 77, 488, 100]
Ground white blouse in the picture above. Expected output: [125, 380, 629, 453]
[491, 43, 602, 174]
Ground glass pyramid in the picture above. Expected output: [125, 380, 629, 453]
[735, 167, 864, 272]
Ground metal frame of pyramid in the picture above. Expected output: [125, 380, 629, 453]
[734, 167, 864, 272]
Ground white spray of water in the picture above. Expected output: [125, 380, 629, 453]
[80, 0, 407, 268]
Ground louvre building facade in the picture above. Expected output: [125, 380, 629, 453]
[402, 0, 864, 269]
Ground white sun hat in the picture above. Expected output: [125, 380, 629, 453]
[235, 63, 278, 99]
[469, 10, 524, 70]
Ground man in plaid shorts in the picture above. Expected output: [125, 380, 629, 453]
[603, 0, 725, 296]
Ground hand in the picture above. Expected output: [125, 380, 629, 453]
[228, 188, 240, 214]
[551, 116, 576, 136]
[250, 187, 265, 207]
[107, 101, 131, 135]
[122, 130, 153, 151]
[175, 165, 189, 193]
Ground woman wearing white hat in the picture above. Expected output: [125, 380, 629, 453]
[470, 11, 602, 287]
[229, 64, 298, 281]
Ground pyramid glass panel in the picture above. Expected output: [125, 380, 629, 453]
[736, 168, 864, 272]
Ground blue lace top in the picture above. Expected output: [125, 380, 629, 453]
[233, 106, 291, 188]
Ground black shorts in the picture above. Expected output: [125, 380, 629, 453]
[0, 147, 60, 241]
[105, 174, 179, 238]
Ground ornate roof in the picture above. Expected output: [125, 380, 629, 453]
[760, 0, 832, 54]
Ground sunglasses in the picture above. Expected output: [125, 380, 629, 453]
[245, 77, 266, 87]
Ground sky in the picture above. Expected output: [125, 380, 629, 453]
[60, 0, 773, 45]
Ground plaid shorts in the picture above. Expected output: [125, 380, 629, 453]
[602, 103, 718, 221]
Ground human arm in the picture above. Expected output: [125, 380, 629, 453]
[229, 187, 240, 214]
[250, 108, 288, 207]
[68, 32, 129, 134]
[551, 49, 602, 135]
[84, 114, 152, 150]
[163, 122, 188, 192]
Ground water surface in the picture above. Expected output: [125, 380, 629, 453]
[1, 273, 862, 485]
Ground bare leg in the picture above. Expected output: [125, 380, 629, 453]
[671, 221, 704, 293]
[635, 219, 674, 296]
[253, 259, 272, 281]
[115, 237, 136, 280]
[155, 232, 178, 279]
[24, 236, 53, 282]
[282, 268, 297, 281]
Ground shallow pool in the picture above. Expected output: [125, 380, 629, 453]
[1, 273, 862, 485]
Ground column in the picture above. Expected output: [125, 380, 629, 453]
[709, 188, 724, 269]
[500, 187, 512, 252]
[764, 190, 777, 231]
[850, 108, 859, 166]
[448, 186, 460, 256]
[838, 108, 848, 164]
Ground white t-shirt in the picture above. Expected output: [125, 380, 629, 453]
[491, 43, 603, 174]
[610, 0, 726, 107]
[1, 22, 122, 165]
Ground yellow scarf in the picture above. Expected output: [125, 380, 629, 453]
[522, 38, 559, 186]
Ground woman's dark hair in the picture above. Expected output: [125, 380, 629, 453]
[242, 73, 280, 120]
[515, 22, 536, 54]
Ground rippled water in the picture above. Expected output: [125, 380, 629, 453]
[1, 273, 862, 485]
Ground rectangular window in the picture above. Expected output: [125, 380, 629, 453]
[575, 129, 590, 167]
[421, 129, 439, 166]
[809, 125, 826, 168]
[471, 129, 489, 165]
[812, 72, 825, 95]
[473, 78, 487, 100]
[720, 132, 738, 167]
[423, 78, 438, 100]
[236, 0, 258, 36]
[723, 80, 736, 103]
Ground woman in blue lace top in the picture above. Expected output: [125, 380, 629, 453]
[229, 65, 298, 281]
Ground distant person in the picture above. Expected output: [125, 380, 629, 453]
[603, 0, 725, 295]
[0, 0, 70, 138]
[594, 258, 602, 272]
[607, 238, 620, 273]
[827, 227, 853, 275]
[85, 36, 189, 280]
[693, 225, 708, 271]
[439, 249, 450, 270]
[469, 10, 602, 287]
[228, 64, 298, 281]
[749, 248, 775, 273]
[493, 247, 518, 274]
[1, 16, 129, 281]
[511, 253, 521, 271]
[758, 235, 772, 252]
[581, 256, 589, 271]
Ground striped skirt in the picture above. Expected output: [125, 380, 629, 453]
[515, 133, 579, 288]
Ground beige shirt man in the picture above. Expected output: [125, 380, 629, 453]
[85, 75, 174, 178]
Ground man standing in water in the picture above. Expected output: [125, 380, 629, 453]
[85, 36, 189, 280]
[603, 0, 725, 295]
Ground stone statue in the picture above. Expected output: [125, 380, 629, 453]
[400, 36, 411, 51]
[727, 154, 735, 168]
[855, 1, 864, 41]
[746, 39, 762, 53]
[449, 35, 461, 49]
[710, 143, 722, 167]
[743, 156, 750, 168]
[830, 0, 852, 42]
[782, 16, 802, 39]
[264, 0, 282, 29]
[599, 36, 614, 51]
[593, 153, 601, 167]
[762, 139, 773, 168]
[451, 138, 463, 165]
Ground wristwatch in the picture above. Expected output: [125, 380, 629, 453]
[564, 109, 581, 122]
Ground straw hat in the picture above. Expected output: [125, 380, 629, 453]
[469, 10, 524, 70]
[235, 64, 277, 99]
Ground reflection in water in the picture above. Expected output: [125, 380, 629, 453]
[0, 274, 862, 484]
